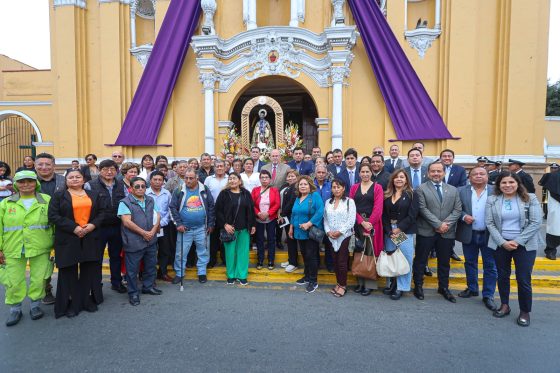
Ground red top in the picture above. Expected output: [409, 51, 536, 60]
[251, 186, 281, 220]
[349, 182, 384, 256]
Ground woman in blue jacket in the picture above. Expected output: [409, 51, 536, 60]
[289, 175, 324, 293]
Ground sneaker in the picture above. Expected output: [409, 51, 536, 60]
[29, 306, 44, 321]
[226, 278, 235, 285]
[285, 265, 297, 273]
[306, 282, 318, 293]
[280, 261, 289, 268]
[6, 310, 23, 327]
[256, 262, 263, 270]
[198, 275, 207, 283]
[267, 263, 274, 270]
[42, 290, 55, 305]
[295, 277, 309, 286]
[239, 279, 248, 286]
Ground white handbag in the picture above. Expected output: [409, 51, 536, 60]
[376, 248, 410, 277]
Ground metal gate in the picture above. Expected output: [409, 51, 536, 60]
[0, 115, 37, 172]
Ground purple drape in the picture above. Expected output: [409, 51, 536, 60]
[114, 0, 201, 146]
[348, 0, 456, 141]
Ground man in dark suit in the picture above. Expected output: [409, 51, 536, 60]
[337, 148, 361, 192]
[404, 148, 428, 190]
[508, 159, 535, 193]
[327, 148, 345, 176]
[384, 144, 403, 173]
[455, 167, 497, 310]
[371, 154, 390, 190]
[287, 147, 313, 176]
[440, 149, 467, 188]
[250, 146, 267, 171]
[413, 161, 462, 303]
[486, 160, 502, 185]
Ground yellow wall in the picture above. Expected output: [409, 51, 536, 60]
[0, 0, 553, 163]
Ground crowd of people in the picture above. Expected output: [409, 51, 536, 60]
[0, 144, 558, 329]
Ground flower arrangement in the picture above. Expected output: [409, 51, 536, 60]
[278, 121, 303, 161]
[220, 127, 246, 158]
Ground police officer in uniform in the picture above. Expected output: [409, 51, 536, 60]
[486, 160, 502, 186]
[508, 159, 535, 193]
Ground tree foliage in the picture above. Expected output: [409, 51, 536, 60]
[547, 80, 560, 116]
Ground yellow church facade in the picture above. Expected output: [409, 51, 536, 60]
[0, 0, 556, 166]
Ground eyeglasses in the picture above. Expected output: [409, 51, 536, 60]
[133, 184, 146, 189]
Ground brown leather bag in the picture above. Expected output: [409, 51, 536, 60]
[351, 235, 378, 280]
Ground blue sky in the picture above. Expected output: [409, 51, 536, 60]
[0, 0, 559, 82]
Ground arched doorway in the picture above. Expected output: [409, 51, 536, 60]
[230, 76, 319, 154]
[0, 111, 41, 170]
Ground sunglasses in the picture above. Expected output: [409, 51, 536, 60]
[133, 184, 146, 189]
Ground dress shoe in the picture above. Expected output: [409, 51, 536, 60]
[413, 286, 424, 300]
[142, 287, 162, 295]
[493, 305, 511, 318]
[42, 290, 56, 305]
[450, 252, 462, 262]
[438, 288, 457, 303]
[424, 266, 433, 277]
[517, 313, 530, 327]
[458, 288, 479, 298]
[361, 288, 372, 296]
[161, 274, 174, 282]
[29, 306, 44, 320]
[198, 275, 207, 283]
[171, 276, 182, 285]
[483, 297, 497, 311]
[353, 285, 364, 293]
[129, 295, 140, 306]
[545, 252, 556, 260]
[391, 290, 403, 300]
[6, 310, 23, 327]
[111, 283, 128, 294]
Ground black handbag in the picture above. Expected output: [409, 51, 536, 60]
[220, 192, 241, 243]
[307, 197, 325, 243]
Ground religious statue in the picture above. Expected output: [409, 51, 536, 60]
[251, 108, 275, 148]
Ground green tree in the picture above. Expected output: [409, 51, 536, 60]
[547, 80, 560, 116]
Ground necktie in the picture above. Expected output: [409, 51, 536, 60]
[413, 169, 420, 189]
[349, 170, 354, 184]
[435, 184, 443, 202]
[272, 165, 277, 181]
[392, 159, 396, 168]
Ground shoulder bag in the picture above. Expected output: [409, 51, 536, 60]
[351, 234, 378, 280]
[220, 192, 241, 243]
[376, 247, 410, 277]
[307, 196, 325, 243]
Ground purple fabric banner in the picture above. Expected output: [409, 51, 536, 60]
[348, 0, 456, 141]
[114, 0, 201, 146]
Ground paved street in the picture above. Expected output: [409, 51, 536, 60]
[1, 279, 559, 373]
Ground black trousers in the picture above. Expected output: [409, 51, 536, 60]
[99, 224, 123, 287]
[209, 228, 226, 266]
[298, 239, 319, 283]
[55, 261, 101, 318]
[413, 234, 453, 289]
[285, 225, 299, 266]
[545, 234, 560, 255]
[494, 245, 536, 313]
[157, 225, 175, 275]
[319, 235, 334, 269]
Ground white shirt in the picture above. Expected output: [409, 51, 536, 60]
[323, 198, 356, 252]
[241, 172, 261, 193]
[204, 175, 228, 202]
[469, 186, 488, 231]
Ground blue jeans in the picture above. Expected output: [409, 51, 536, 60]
[256, 220, 277, 264]
[124, 244, 157, 297]
[174, 226, 209, 276]
[462, 231, 497, 298]
[384, 235, 414, 291]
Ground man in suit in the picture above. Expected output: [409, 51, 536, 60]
[413, 161, 462, 303]
[371, 154, 390, 190]
[327, 148, 345, 176]
[440, 149, 467, 188]
[384, 144, 403, 173]
[404, 148, 428, 190]
[250, 146, 267, 172]
[311, 147, 322, 163]
[262, 149, 290, 189]
[287, 147, 313, 176]
[455, 167, 497, 310]
[486, 160, 502, 186]
[337, 148, 361, 192]
[508, 159, 535, 193]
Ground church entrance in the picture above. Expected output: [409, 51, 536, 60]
[230, 76, 318, 155]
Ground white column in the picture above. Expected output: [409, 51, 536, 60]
[435, 0, 442, 29]
[130, 0, 137, 48]
[201, 0, 217, 35]
[331, 67, 347, 150]
[290, 0, 299, 27]
[201, 73, 217, 154]
[243, 0, 257, 30]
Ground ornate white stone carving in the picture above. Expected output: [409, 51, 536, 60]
[330, 66, 350, 84]
[404, 28, 441, 59]
[331, 0, 346, 26]
[136, 0, 156, 20]
[191, 26, 358, 92]
[54, 0, 86, 8]
[201, 0, 217, 35]
[130, 44, 153, 67]
[200, 73, 217, 91]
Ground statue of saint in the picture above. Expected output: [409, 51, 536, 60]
[251, 108, 275, 148]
